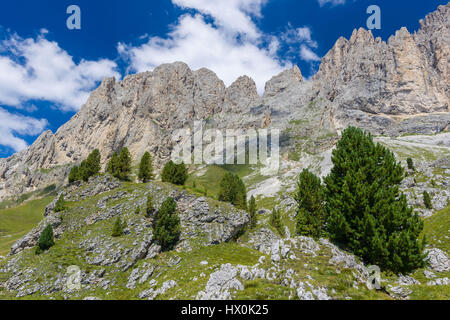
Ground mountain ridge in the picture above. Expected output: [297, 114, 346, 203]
[0, 3, 449, 202]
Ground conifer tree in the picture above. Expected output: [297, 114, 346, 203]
[294, 169, 326, 238]
[248, 195, 257, 229]
[153, 197, 180, 251]
[423, 191, 432, 209]
[85, 149, 101, 177]
[117, 147, 132, 181]
[218, 172, 247, 210]
[161, 161, 188, 185]
[36, 224, 54, 254]
[68, 165, 80, 183]
[325, 127, 425, 273]
[107, 148, 132, 181]
[79, 160, 89, 182]
[407, 158, 415, 171]
[54, 194, 66, 212]
[138, 152, 154, 183]
[112, 217, 125, 237]
[107, 152, 119, 175]
[270, 208, 284, 236]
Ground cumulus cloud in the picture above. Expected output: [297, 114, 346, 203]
[0, 108, 48, 152]
[317, 0, 347, 7]
[119, 0, 294, 94]
[173, 0, 267, 40]
[0, 31, 120, 111]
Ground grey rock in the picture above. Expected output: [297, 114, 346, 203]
[425, 248, 450, 272]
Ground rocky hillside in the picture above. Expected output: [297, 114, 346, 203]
[0, 3, 449, 202]
[0, 171, 448, 300]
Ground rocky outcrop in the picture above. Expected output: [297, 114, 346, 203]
[313, 3, 449, 135]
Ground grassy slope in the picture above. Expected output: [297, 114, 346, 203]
[0, 197, 52, 256]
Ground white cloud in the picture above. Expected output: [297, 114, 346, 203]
[119, 0, 299, 94]
[300, 45, 321, 62]
[0, 108, 47, 152]
[173, 0, 267, 40]
[0, 31, 120, 111]
[317, 0, 347, 7]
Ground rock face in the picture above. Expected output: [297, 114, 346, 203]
[313, 4, 449, 135]
[0, 4, 449, 201]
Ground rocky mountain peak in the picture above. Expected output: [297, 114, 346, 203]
[263, 65, 303, 98]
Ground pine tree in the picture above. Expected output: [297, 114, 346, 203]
[68, 165, 80, 183]
[138, 152, 155, 183]
[117, 147, 132, 181]
[407, 158, 415, 171]
[324, 127, 425, 273]
[36, 224, 54, 254]
[54, 194, 66, 212]
[79, 160, 89, 182]
[294, 169, 326, 238]
[107, 148, 132, 181]
[112, 217, 125, 237]
[248, 195, 257, 229]
[218, 172, 247, 210]
[146, 194, 155, 218]
[270, 208, 284, 236]
[423, 191, 432, 209]
[107, 152, 119, 175]
[161, 161, 188, 185]
[153, 197, 180, 251]
[85, 149, 101, 177]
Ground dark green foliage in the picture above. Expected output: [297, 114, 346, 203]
[407, 158, 415, 171]
[146, 194, 155, 218]
[112, 217, 125, 237]
[68, 165, 80, 183]
[78, 149, 101, 182]
[248, 195, 257, 229]
[294, 169, 326, 238]
[218, 172, 247, 210]
[36, 224, 54, 254]
[325, 127, 425, 273]
[270, 208, 284, 236]
[138, 152, 155, 183]
[153, 197, 180, 251]
[161, 161, 188, 185]
[423, 191, 433, 209]
[135, 207, 141, 215]
[53, 194, 66, 213]
[107, 148, 132, 181]
[68, 149, 101, 183]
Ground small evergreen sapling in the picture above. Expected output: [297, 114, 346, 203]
[36, 224, 55, 254]
[270, 208, 284, 236]
[54, 194, 66, 213]
[423, 190, 432, 209]
[248, 195, 257, 229]
[112, 217, 125, 237]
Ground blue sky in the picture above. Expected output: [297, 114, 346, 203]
[0, 0, 447, 157]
